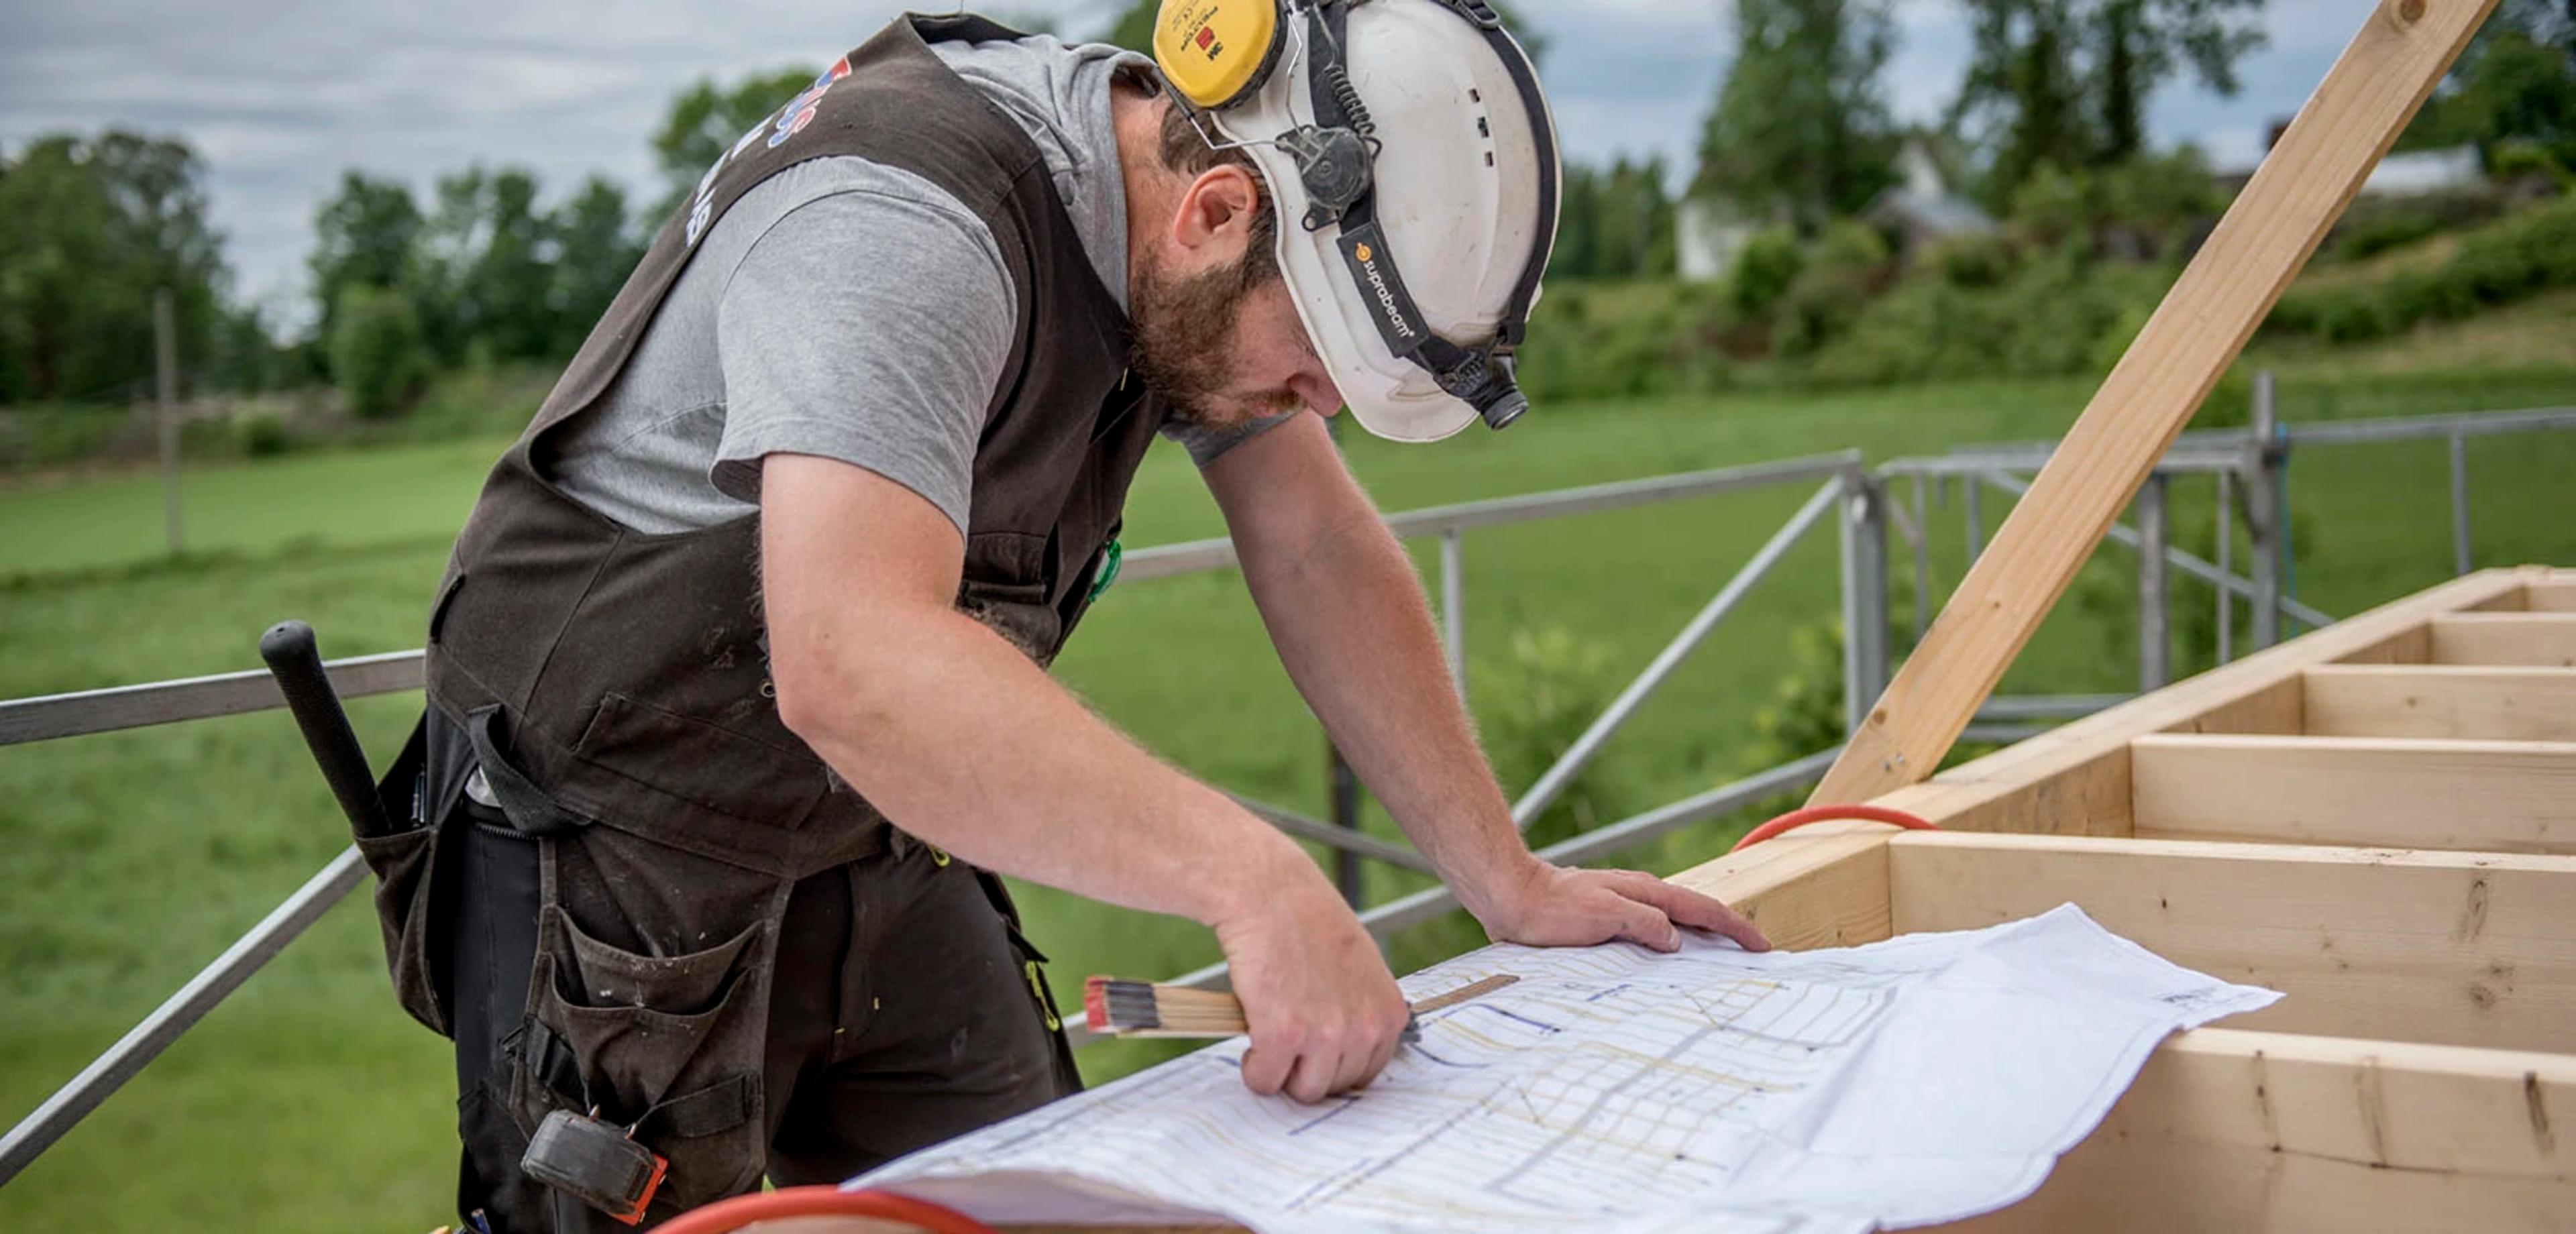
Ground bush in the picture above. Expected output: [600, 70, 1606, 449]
[1475, 628, 1632, 851]
[2330, 208, 2447, 262]
[2316, 288, 2395, 343]
[1727, 227, 1803, 319]
[1925, 233, 2015, 288]
[327, 283, 431, 420]
[238, 411, 299, 457]
[2265, 197, 2576, 343]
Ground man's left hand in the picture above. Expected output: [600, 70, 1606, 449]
[1466, 859, 1772, 954]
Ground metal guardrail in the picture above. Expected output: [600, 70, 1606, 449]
[5, 401, 2568, 1185]
[0, 650, 426, 748]
[0, 447, 1871, 1183]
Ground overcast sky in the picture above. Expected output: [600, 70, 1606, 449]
[1, 0, 2367, 319]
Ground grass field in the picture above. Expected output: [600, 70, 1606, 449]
[6, 357, 2576, 1231]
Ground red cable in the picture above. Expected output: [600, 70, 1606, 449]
[1730, 804, 1939, 852]
[652, 1186, 995, 1234]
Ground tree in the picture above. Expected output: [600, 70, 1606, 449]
[2403, 1, 2576, 166]
[549, 176, 642, 355]
[310, 172, 424, 347]
[89, 132, 228, 375]
[0, 131, 227, 404]
[2088, 0, 2264, 162]
[649, 66, 820, 215]
[327, 282, 431, 418]
[423, 167, 556, 362]
[1949, 0, 2265, 201]
[1693, 0, 1900, 232]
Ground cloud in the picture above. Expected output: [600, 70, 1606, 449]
[1, 0, 2394, 316]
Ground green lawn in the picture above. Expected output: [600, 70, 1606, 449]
[7, 362, 2576, 1231]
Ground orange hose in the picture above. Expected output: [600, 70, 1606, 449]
[652, 1186, 994, 1234]
[1729, 804, 1938, 852]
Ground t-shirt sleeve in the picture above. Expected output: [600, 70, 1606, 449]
[710, 178, 1016, 537]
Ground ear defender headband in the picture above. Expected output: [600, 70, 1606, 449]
[1150, 0, 1561, 431]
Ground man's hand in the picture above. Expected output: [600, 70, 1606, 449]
[1214, 854, 1414, 1105]
[1466, 858, 1772, 954]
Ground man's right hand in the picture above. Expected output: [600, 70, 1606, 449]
[1214, 853, 1412, 1105]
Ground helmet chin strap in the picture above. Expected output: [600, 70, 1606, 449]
[1298, 0, 1549, 430]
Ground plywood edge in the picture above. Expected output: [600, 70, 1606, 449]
[2303, 664, 2576, 740]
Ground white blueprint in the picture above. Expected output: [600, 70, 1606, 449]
[853, 904, 2279, 1233]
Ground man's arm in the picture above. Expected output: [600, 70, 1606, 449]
[761, 453, 1411, 1101]
[1201, 414, 1770, 953]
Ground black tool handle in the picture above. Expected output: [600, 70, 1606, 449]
[260, 620, 398, 839]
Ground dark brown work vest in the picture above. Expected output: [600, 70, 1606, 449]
[425, 15, 1167, 879]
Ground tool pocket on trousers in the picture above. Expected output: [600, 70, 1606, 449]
[511, 891, 773, 1217]
[355, 712, 458, 1037]
[979, 868, 1084, 1097]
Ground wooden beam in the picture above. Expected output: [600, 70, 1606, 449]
[2526, 581, 2576, 612]
[2304, 665, 2576, 741]
[1803, 0, 2497, 807]
[1668, 820, 1894, 952]
[1840, 573, 2522, 841]
[2433, 613, 2576, 667]
[1933, 1029, 2576, 1233]
[2129, 734, 2576, 854]
[1887, 832, 2576, 1052]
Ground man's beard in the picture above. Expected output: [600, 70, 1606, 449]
[1126, 254, 1285, 429]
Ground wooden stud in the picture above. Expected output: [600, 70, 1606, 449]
[2432, 613, 2576, 667]
[1843, 573, 2519, 840]
[1887, 832, 2576, 1052]
[1934, 1029, 2576, 1232]
[2304, 665, 2576, 741]
[2130, 734, 2576, 854]
[2524, 581, 2576, 612]
[1804, 0, 2499, 807]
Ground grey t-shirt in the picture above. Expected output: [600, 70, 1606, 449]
[552, 34, 1290, 536]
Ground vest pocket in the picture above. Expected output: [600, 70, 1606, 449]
[573, 691, 833, 832]
[511, 882, 780, 1216]
[354, 712, 457, 1037]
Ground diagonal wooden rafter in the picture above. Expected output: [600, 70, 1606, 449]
[1807, 0, 2501, 807]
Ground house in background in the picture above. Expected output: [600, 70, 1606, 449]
[1676, 197, 1758, 283]
[2359, 144, 2487, 197]
[1680, 137, 1995, 282]
[2220, 117, 2486, 197]
[1865, 139, 1996, 260]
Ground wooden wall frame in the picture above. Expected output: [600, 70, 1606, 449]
[1672, 566, 2576, 1229]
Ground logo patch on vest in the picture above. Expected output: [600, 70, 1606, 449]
[686, 55, 854, 247]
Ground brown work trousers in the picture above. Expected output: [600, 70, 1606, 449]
[445, 809, 1081, 1232]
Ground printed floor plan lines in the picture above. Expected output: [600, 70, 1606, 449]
[861, 907, 2280, 1233]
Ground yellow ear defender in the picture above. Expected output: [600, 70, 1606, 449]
[1152, 0, 1287, 110]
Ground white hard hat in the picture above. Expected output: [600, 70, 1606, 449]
[1152, 0, 1561, 442]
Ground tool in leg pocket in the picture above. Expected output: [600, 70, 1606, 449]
[259, 620, 398, 838]
[521, 1107, 669, 1227]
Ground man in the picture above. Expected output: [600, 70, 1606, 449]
[383, 3, 1770, 1229]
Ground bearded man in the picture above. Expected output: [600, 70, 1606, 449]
[378, 5, 1770, 1229]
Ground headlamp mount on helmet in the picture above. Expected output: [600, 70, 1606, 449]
[1152, 0, 1559, 432]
